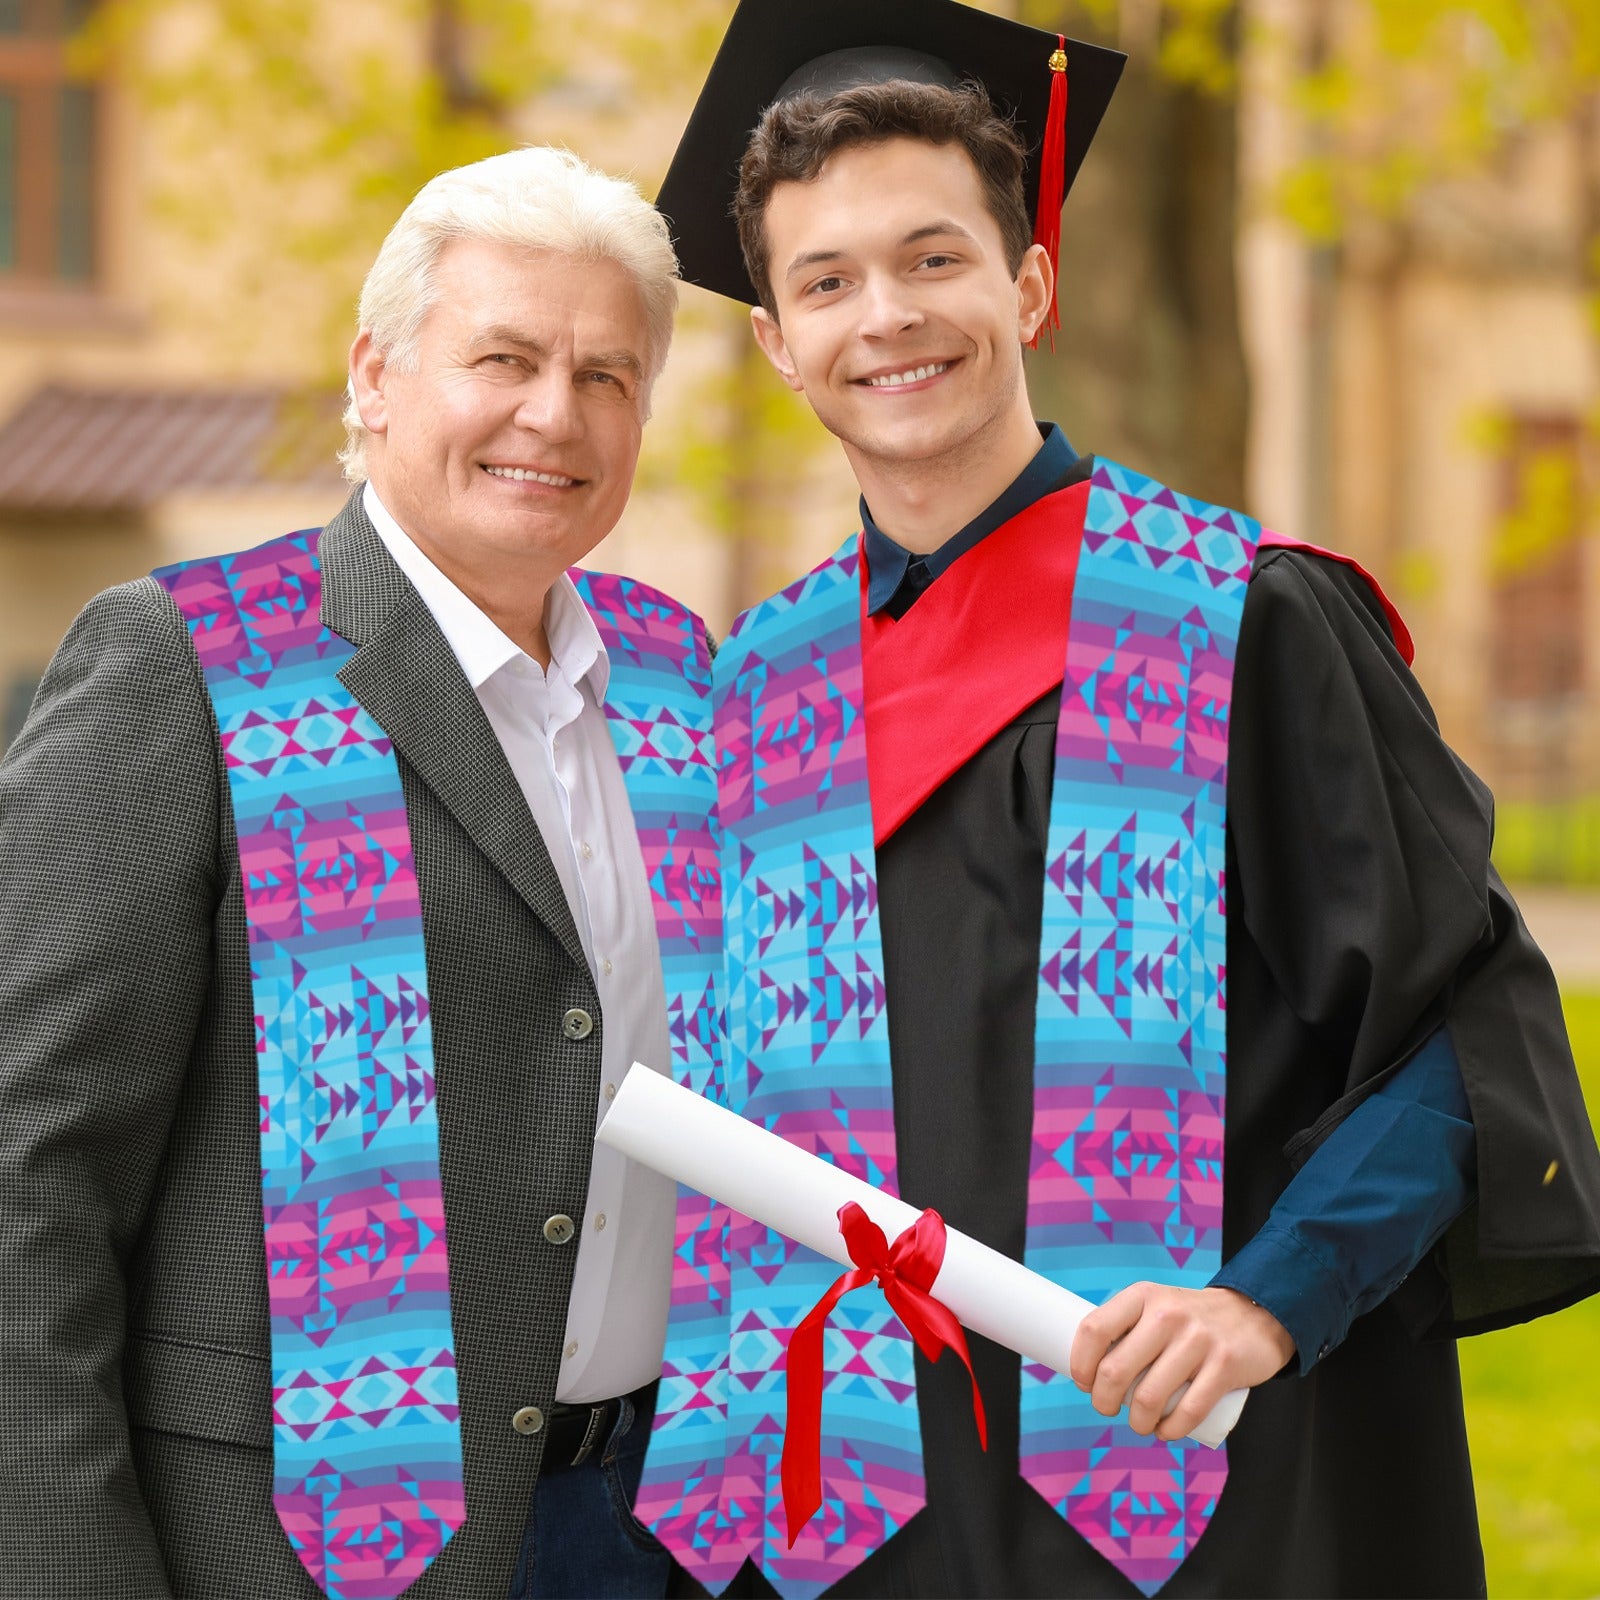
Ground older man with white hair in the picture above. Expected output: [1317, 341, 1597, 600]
[0, 147, 712, 1600]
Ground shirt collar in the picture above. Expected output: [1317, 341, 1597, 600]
[362, 481, 609, 700]
[545, 566, 610, 703]
[861, 422, 1077, 615]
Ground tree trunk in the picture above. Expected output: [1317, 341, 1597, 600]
[1027, 10, 1251, 512]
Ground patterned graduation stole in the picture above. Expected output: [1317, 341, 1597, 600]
[680, 459, 1258, 1600]
[568, 571, 747, 1590]
[716, 551, 917, 1600]
[156, 533, 463, 1600]
[1019, 461, 1258, 1595]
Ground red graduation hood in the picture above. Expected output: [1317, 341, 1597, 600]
[1257, 529, 1415, 665]
[861, 482, 1087, 846]
[860, 489, 1413, 847]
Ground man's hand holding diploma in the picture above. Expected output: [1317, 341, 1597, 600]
[597, 1063, 1250, 1452]
[1071, 1283, 1296, 1442]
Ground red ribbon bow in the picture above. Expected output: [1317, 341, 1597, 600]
[780, 1203, 988, 1547]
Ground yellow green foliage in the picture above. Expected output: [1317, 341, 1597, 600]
[1276, 159, 1343, 245]
[1393, 549, 1441, 604]
[1490, 448, 1592, 581]
[1155, 0, 1237, 96]
[1266, 0, 1600, 239]
[71, 0, 827, 552]
[1461, 990, 1600, 1596]
[1494, 805, 1600, 888]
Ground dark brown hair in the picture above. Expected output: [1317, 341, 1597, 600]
[734, 79, 1032, 316]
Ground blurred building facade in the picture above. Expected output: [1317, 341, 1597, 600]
[0, 0, 853, 749]
[2, 0, 1597, 872]
[1239, 0, 1600, 872]
[0, 0, 350, 740]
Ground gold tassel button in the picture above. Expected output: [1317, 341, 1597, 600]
[1543, 1160, 1560, 1186]
[1049, 47, 1069, 72]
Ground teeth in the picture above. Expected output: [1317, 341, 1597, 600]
[484, 465, 578, 486]
[865, 362, 948, 388]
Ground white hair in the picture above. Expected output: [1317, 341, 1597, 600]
[340, 145, 679, 482]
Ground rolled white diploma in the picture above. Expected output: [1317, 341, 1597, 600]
[599, 1063, 1245, 1449]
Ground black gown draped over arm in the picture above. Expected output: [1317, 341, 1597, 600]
[1226, 548, 1600, 1343]
[713, 540, 1600, 1600]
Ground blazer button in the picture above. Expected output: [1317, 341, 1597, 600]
[561, 1007, 594, 1041]
[543, 1214, 577, 1246]
[512, 1405, 545, 1436]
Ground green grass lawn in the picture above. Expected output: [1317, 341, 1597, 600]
[1461, 990, 1600, 1597]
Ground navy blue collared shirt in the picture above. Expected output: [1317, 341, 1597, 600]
[863, 423, 1079, 618]
[863, 421, 1478, 1370]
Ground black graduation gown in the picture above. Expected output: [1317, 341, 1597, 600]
[697, 516, 1600, 1600]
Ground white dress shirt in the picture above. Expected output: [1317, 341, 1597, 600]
[364, 483, 675, 1404]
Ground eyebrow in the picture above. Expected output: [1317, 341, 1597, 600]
[469, 326, 547, 355]
[902, 220, 979, 248]
[468, 326, 646, 379]
[783, 219, 981, 281]
[584, 349, 648, 380]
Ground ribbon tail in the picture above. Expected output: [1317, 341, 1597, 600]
[780, 1268, 872, 1547]
[883, 1280, 989, 1453]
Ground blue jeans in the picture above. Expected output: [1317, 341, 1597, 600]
[509, 1386, 674, 1599]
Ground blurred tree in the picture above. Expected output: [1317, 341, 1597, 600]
[72, 0, 830, 618]
[1012, 0, 1252, 510]
[73, 0, 727, 355]
[1274, 0, 1600, 581]
[1006, 0, 1600, 537]
[1270, 1, 1600, 246]
[73, 0, 1600, 596]
[639, 305, 839, 624]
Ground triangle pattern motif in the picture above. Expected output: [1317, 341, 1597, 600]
[707, 546, 925, 1599]
[639, 459, 1259, 1600]
[156, 531, 462, 1600]
[1023, 460, 1259, 1596]
[573, 569, 749, 1590]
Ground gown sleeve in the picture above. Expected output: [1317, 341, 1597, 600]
[1226, 548, 1600, 1338]
[1211, 1024, 1475, 1369]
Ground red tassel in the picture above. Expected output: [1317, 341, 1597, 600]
[1029, 36, 1069, 352]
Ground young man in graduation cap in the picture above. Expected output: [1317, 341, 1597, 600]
[633, 2, 1600, 1596]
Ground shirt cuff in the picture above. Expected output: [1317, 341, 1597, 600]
[1210, 1223, 1350, 1375]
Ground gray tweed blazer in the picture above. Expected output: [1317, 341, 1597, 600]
[0, 493, 615, 1598]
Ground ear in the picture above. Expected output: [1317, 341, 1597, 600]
[1015, 243, 1054, 346]
[750, 305, 804, 393]
[349, 330, 390, 436]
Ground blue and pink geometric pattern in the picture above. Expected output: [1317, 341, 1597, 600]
[155, 533, 463, 1600]
[569, 570, 746, 1590]
[1020, 459, 1259, 1595]
[708, 546, 923, 1600]
[652, 459, 1258, 1598]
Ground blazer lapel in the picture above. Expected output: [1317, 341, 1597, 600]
[316, 491, 590, 974]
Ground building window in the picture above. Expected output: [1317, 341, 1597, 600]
[1486, 412, 1594, 825]
[1489, 416, 1588, 707]
[0, 0, 97, 284]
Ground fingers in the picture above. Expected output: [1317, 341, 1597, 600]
[1155, 1355, 1236, 1442]
[1069, 1283, 1147, 1394]
[1068, 1285, 1290, 1439]
[1087, 1299, 1173, 1422]
[1125, 1328, 1208, 1437]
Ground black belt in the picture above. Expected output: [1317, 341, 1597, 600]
[542, 1379, 658, 1470]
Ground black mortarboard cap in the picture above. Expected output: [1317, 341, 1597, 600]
[658, 0, 1127, 309]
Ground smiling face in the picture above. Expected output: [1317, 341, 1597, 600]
[750, 136, 1050, 478]
[352, 236, 652, 594]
